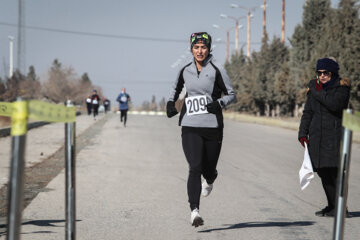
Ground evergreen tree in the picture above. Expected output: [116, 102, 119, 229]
[21, 65, 41, 99]
[266, 37, 289, 116]
[336, 0, 360, 110]
[252, 38, 269, 115]
[289, 0, 332, 105]
[274, 61, 296, 116]
[0, 77, 6, 100]
[224, 49, 248, 111]
[27, 66, 38, 81]
[3, 70, 26, 101]
[81, 72, 92, 84]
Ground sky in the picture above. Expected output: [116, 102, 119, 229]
[0, 0, 340, 106]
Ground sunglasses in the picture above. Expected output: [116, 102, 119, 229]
[316, 71, 331, 76]
[191, 32, 209, 43]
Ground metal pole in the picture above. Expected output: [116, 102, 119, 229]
[333, 109, 353, 240]
[226, 30, 230, 62]
[6, 100, 28, 240]
[65, 102, 76, 240]
[247, 11, 251, 57]
[263, 0, 266, 40]
[281, 0, 285, 43]
[9, 36, 14, 78]
[235, 20, 239, 54]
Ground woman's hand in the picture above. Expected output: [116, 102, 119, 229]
[206, 101, 222, 114]
[166, 101, 178, 118]
[299, 137, 309, 148]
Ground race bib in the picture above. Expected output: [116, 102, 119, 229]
[120, 96, 127, 102]
[185, 95, 208, 116]
[92, 100, 98, 104]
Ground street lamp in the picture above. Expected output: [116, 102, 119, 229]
[213, 24, 242, 62]
[230, 3, 264, 57]
[8, 36, 14, 78]
[220, 14, 246, 54]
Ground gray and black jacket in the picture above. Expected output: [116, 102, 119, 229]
[168, 55, 236, 128]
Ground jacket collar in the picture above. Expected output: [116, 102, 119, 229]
[323, 75, 339, 90]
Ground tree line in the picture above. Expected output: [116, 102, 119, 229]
[140, 95, 166, 112]
[0, 59, 102, 105]
[225, 0, 360, 117]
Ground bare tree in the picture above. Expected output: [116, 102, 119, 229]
[158, 97, 166, 112]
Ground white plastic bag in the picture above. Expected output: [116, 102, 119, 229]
[299, 143, 314, 190]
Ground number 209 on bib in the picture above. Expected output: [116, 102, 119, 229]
[185, 95, 208, 116]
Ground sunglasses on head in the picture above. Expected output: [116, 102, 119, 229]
[191, 32, 209, 43]
[316, 70, 331, 76]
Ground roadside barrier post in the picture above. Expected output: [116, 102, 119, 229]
[6, 100, 28, 240]
[333, 109, 360, 240]
[1, 99, 76, 239]
[65, 102, 76, 240]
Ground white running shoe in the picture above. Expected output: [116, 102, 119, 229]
[201, 181, 213, 197]
[191, 208, 204, 227]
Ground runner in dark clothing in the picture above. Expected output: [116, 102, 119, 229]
[91, 90, 100, 120]
[103, 98, 111, 114]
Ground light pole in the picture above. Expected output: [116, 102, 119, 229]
[281, 0, 285, 43]
[263, 0, 267, 40]
[9, 36, 14, 78]
[230, 3, 264, 57]
[213, 24, 242, 62]
[220, 14, 246, 54]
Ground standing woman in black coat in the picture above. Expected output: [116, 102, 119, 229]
[298, 57, 350, 217]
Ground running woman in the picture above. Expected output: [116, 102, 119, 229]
[116, 88, 131, 127]
[167, 32, 236, 227]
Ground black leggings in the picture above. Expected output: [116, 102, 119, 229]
[317, 167, 338, 209]
[93, 104, 99, 117]
[120, 110, 128, 125]
[181, 127, 222, 211]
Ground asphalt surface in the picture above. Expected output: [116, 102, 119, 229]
[0, 113, 359, 240]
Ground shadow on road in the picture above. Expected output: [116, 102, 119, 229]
[198, 221, 315, 233]
[0, 219, 82, 237]
[348, 211, 360, 218]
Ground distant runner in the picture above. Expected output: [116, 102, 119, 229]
[86, 95, 92, 115]
[116, 88, 131, 127]
[91, 90, 100, 120]
[167, 32, 236, 227]
[103, 98, 111, 114]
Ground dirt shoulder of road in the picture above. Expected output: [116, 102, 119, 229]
[223, 111, 360, 143]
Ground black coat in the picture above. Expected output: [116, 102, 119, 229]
[298, 77, 350, 170]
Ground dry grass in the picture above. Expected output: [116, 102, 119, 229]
[223, 111, 360, 143]
[0, 116, 11, 128]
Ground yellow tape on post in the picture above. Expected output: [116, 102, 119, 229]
[0, 102, 13, 117]
[28, 100, 76, 123]
[342, 110, 360, 132]
[11, 101, 28, 136]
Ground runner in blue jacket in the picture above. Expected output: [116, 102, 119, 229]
[167, 32, 236, 227]
[116, 88, 131, 127]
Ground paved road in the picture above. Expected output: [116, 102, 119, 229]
[1, 113, 360, 240]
